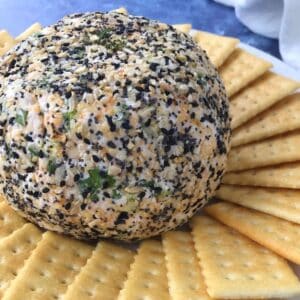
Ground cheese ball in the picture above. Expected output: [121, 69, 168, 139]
[0, 12, 230, 241]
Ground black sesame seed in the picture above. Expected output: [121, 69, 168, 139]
[65, 91, 72, 98]
[107, 141, 116, 148]
[83, 138, 91, 145]
[149, 62, 159, 71]
[64, 202, 71, 210]
[105, 115, 116, 132]
[115, 211, 129, 225]
[25, 166, 35, 173]
[121, 120, 131, 130]
[60, 180, 66, 187]
[92, 155, 100, 162]
[74, 174, 80, 182]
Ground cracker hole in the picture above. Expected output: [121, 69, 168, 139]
[94, 277, 104, 284]
[11, 247, 19, 254]
[224, 273, 236, 281]
[65, 264, 77, 272]
[221, 261, 232, 268]
[143, 283, 151, 289]
[29, 286, 37, 292]
[147, 269, 159, 276]
[273, 273, 283, 280]
[60, 279, 68, 285]
[247, 274, 258, 281]
[150, 258, 161, 265]
[46, 257, 55, 264]
[86, 290, 94, 297]
[38, 270, 47, 277]
[242, 262, 252, 268]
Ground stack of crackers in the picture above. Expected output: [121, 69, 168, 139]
[0, 7, 300, 300]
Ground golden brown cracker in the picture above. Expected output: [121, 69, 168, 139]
[0, 224, 42, 298]
[230, 72, 300, 129]
[222, 162, 300, 189]
[162, 231, 212, 300]
[118, 240, 170, 300]
[227, 131, 300, 172]
[217, 184, 300, 224]
[173, 24, 192, 34]
[191, 215, 300, 299]
[113, 7, 128, 15]
[15, 23, 42, 42]
[219, 48, 272, 97]
[232, 93, 300, 147]
[193, 30, 239, 67]
[205, 202, 300, 264]
[2, 231, 93, 300]
[0, 202, 27, 240]
[0, 30, 15, 56]
[64, 241, 134, 300]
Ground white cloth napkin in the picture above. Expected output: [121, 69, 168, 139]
[214, 0, 300, 69]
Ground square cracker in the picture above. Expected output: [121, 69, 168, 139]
[190, 215, 300, 299]
[205, 202, 300, 265]
[173, 24, 192, 34]
[162, 231, 212, 300]
[232, 93, 300, 147]
[118, 240, 170, 300]
[113, 7, 128, 15]
[230, 72, 300, 129]
[15, 23, 42, 42]
[222, 162, 300, 189]
[216, 184, 300, 224]
[192, 30, 239, 67]
[0, 30, 15, 56]
[0, 224, 42, 298]
[0, 202, 27, 240]
[219, 48, 272, 97]
[64, 241, 134, 300]
[2, 231, 93, 300]
[227, 130, 300, 172]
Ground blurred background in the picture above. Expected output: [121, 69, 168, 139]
[0, 0, 280, 58]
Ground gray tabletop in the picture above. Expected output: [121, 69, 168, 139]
[0, 0, 280, 59]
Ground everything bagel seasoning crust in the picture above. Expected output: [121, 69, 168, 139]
[0, 12, 230, 240]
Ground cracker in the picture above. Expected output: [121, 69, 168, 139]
[64, 241, 134, 300]
[15, 23, 42, 42]
[232, 93, 300, 147]
[118, 240, 170, 300]
[205, 202, 300, 265]
[192, 30, 239, 67]
[0, 193, 5, 202]
[230, 72, 300, 129]
[222, 162, 300, 189]
[162, 231, 212, 300]
[2, 231, 93, 300]
[0, 224, 42, 298]
[190, 215, 300, 299]
[173, 24, 192, 34]
[219, 48, 272, 97]
[113, 7, 128, 15]
[227, 131, 300, 172]
[0, 30, 15, 56]
[0, 202, 27, 240]
[216, 184, 300, 224]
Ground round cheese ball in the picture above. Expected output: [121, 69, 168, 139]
[0, 12, 230, 241]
